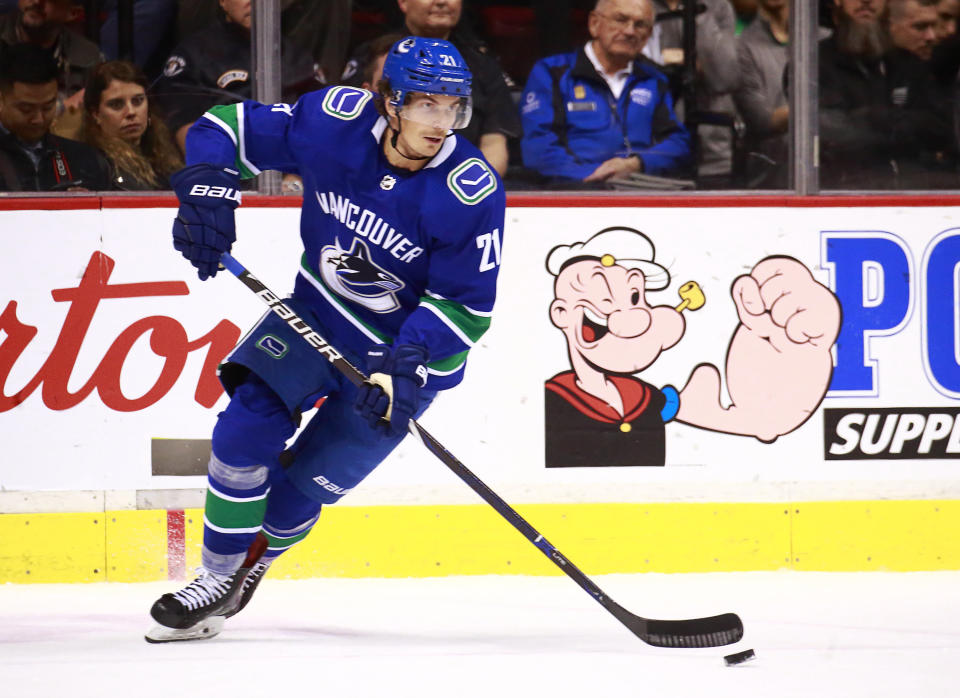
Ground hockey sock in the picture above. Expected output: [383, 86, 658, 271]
[202, 376, 296, 574]
[202, 453, 271, 574]
[259, 471, 323, 561]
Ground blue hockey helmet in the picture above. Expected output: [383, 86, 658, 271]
[381, 36, 473, 130]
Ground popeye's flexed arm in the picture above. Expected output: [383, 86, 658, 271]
[676, 256, 841, 442]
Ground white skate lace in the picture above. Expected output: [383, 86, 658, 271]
[172, 569, 235, 611]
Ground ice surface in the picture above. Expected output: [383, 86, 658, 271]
[2, 571, 959, 698]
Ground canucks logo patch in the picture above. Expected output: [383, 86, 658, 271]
[322, 86, 372, 121]
[447, 158, 496, 206]
[256, 334, 288, 359]
[319, 237, 404, 313]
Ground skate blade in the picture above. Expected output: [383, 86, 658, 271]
[144, 615, 225, 643]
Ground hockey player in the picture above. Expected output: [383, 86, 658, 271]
[146, 36, 505, 642]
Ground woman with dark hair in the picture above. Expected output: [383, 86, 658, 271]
[82, 60, 183, 189]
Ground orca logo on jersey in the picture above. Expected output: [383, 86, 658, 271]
[319, 237, 405, 313]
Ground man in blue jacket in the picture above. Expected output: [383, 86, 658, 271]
[520, 0, 691, 183]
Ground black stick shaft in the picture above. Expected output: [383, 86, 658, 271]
[219, 252, 743, 648]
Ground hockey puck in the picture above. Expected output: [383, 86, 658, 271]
[723, 648, 756, 666]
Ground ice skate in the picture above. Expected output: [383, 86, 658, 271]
[224, 557, 273, 619]
[145, 534, 269, 643]
[148, 567, 248, 631]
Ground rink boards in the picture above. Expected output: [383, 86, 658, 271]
[1, 194, 959, 582]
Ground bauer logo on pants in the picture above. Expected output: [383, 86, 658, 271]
[256, 334, 289, 359]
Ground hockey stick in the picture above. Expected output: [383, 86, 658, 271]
[219, 252, 743, 649]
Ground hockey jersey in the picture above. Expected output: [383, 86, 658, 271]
[185, 86, 506, 391]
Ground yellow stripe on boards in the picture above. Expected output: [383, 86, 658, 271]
[1, 500, 959, 583]
[262, 502, 792, 579]
[0, 513, 106, 583]
[105, 510, 167, 583]
[792, 500, 960, 571]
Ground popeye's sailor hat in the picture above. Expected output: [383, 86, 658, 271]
[545, 226, 670, 290]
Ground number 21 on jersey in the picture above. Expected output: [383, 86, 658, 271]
[476, 228, 502, 272]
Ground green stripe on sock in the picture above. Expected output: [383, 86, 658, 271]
[262, 528, 312, 550]
[204, 489, 268, 530]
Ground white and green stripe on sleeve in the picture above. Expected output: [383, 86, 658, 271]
[202, 103, 262, 180]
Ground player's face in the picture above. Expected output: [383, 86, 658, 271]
[0, 80, 58, 143]
[94, 79, 149, 145]
[393, 93, 462, 157]
[403, 93, 464, 129]
[550, 260, 684, 374]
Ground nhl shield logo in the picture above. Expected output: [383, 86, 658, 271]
[380, 174, 397, 191]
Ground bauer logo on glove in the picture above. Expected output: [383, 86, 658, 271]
[170, 164, 242, 281]
[187, 183, 242, 203]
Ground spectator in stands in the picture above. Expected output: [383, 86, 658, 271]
[820, 0, 957, 187]
[885, 0, 957, 183]
[0, 0, 103, 139]
[0, 43, 112, 191]
[154, 0, 321, 155]
[731, 0, 759, 32]
[81, 61, 183, 190]
[819, 0, 891, 187]
[733, 0, 789, 188]
[98, 0, 178, 75]
[935, 0, 960, 38]
[178, 0, 352, 86]
[651, 0, 740, 184]
[352, 32, 404, 90]
[930, 0, 960, 84]
[888, 0, 939, 59]
[341, 0, 520, 176]
[520, 0, 691, 184]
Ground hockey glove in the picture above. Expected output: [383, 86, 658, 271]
[354, 344, 429, 438]
[171, 164, 242, 280]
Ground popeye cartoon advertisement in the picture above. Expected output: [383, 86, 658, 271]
[544, 227, 842, 467]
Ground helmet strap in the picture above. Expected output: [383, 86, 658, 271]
[388, 114, 431, 163]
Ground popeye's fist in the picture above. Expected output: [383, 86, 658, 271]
[724, 257, 841, 441]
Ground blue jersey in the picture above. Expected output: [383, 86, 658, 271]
[185, 86, 506, 391]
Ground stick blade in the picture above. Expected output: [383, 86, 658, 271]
[636, 613, 744, 648]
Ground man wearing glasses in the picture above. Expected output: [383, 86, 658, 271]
[520, 0, 691, 185]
